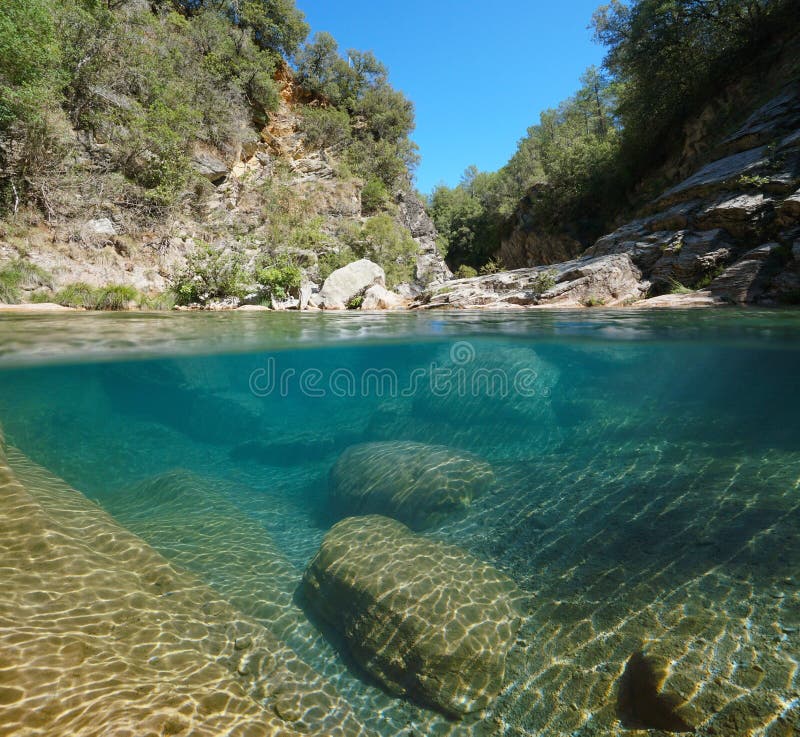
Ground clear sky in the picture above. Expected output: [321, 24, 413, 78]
[294, 0, 607, 194]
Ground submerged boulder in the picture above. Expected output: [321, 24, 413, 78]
[328, 441, 494, 530]
[319, 259, 385, 310]
[301, 515, 524, 717]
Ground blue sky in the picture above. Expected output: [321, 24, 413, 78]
[295, 0, 607, 194]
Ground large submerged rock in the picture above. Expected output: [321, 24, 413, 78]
[328, 441, 494, 530]
[301, 515, 524, 717]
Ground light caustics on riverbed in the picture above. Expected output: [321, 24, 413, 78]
[0, 309, 798, 737]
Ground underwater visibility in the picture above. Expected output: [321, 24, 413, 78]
[0, 309, 798, 737]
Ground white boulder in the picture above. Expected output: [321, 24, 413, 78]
[319, 259, 385, 310]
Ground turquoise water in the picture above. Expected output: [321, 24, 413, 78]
[0, 309, 799, 736]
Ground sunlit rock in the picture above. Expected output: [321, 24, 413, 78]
[319, 259, 385, 310]
[328, 441, 494, 530]
[301, 515, 524, 717]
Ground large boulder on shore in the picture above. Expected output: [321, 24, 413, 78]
[301, 515, 524, 717]
[319, 259, 385, 310]
[328, 441, 494, 530]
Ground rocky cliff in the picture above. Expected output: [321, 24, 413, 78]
[0, 65, 448, 307]
[418, 78, 800, 309]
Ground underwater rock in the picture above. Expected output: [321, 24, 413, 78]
[0, 448, 374, 737]
[328, 441, 494, 530]
[301, 515, 524, 717]
[412, 344, 560, 427]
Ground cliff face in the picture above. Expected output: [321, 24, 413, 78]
[0, 66, 448, 305]
[419, 32, 800, 310]
[495, 31, 800, 298]
[418, 81, 800, 309]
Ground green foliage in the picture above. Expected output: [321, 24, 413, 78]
[0, 0, 62, 128]
[358, 215, 417, 287]
[593, 0, 794, 185]
[254, 256, 302, 302]
[160, 0, 308, 59]
[360, 177, 389, 215]
[50, 282, 139, 310]
[429, 167, 504, 269]
[583, 295, 607, 307]
[346, 294, 364, 310]
[296, 32, 418, 191]
[454, 265, 477, 279]
[0, 0, 296, 213]
[322, 215, 417, 287]
[0, 258, 52, 303]
[532, 270, 557, 294]
[429, 68, 619, 271]
[738, 174, 771, 188]
[170, 241, 247, 305]
[298, 105, 351, 150]
[669, 279, 694, 295]
[479, 259, 504, 276]
[261, 182, 328, 251]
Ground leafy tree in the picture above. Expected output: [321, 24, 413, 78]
[164, 0, 308, 57]
[593, 0, 794, 179]
[296, 32, 417, 190]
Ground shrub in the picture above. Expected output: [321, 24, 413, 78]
[140, 291, 176, 311]
[532, 269, 557, 294]
[170, 241, 247, 305]
[298, 105, 351, 150]
[360, 177, 389, 215]
[94, 285, 139, 310]
[360, 215, 417, 287]
[454, 265, 477, 279]
[49, 282, 140, 310]
[0, 258, 52, 303]
[479, 259, 504, 275]
[254, 255, 302, 302]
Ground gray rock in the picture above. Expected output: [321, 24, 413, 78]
[646, 201, 702, 232]
[319, 259, 385, 310]
[779, 189, 800, 222]
[191, 150, 229, 182]
[635, 291, 722, 308]
[299, 281, 317, 311]
[709, 243, 783, 304]
[395, 189, 452, 287]
[698, 193, 774, 238]
[270, 295, 300, 310]
[659, 146, 770, 203]
[721, 86, 800, 154]
[417, 254, 645, 309]
[649, 229, 737, 290]
[83, 218, 117, 237]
